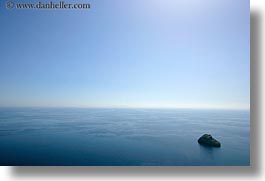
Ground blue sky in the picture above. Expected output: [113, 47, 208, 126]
[0, 0, 249, 109]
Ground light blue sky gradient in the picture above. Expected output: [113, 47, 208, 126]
[0, 0, 250, 109]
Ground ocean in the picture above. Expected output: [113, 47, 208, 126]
[0, 108, 250, 166]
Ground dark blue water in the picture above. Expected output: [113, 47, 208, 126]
[0, 108, 250, 166]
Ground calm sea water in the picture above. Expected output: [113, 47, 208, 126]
[0, 108, 250, 166]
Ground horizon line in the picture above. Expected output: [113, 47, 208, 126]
[0, 105, 250, 111]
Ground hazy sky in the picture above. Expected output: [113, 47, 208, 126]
[0, 0, 249, 109]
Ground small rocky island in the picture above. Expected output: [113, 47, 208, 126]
[198, 134, 221, 147]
